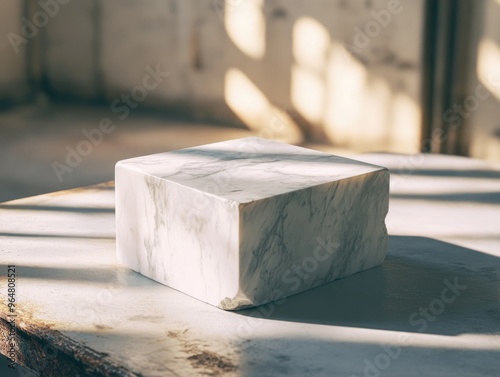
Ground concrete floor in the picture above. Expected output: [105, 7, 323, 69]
[2, 155, 500, 376]
[2, 102, 500, 376]
[0, 101, 356, 203]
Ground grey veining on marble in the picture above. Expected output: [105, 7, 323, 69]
[115, 137, 389, 309]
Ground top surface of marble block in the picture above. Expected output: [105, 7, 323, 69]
[117, 137, 385, 203]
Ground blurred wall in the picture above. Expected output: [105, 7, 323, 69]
[465, 0, 500, 162]
[8, 0, 426, 152]
[43, 0, 99, 100]
[0, 0, 30, 105]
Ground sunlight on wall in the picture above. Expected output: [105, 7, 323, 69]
[293, 17, 329, 73]
[478, 38, 500, 100]
[225, 0, 266, 59]
[323, 42, 369, 145]
[290, 16, 421, 152]
[291, 18, 329, 124]
[390, 93, 421, 152]
[291, 66, 325, 124]
[225, 68, 303, 143]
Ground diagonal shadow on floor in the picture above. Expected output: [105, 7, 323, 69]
[236, 236, 500, 336]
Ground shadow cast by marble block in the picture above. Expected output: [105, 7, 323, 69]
[236, 236, 500, 336]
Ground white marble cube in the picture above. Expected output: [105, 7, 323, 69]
[115, 137, 389, 310]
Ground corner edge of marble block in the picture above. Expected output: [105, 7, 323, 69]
[217, 296, 255, 311]
[375, 166, 390, 264]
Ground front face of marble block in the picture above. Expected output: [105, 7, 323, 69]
[115, 137, 389, 310]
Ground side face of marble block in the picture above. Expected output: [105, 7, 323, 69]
[115, 137, 389, 310]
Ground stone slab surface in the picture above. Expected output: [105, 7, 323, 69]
[0, 154, 499, 376]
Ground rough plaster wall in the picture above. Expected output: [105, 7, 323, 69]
[467, 0, 500, 162]
[40, 0, 425, 152]
[100, 0, 182, 102]
[234, 0, 425, 151]
[0, 0, 29, 104]
[100, 0, 238, 123]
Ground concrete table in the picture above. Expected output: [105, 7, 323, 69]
[1, 153, 499, 377]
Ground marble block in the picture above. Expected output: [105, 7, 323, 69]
[115, 137, 389, 310]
